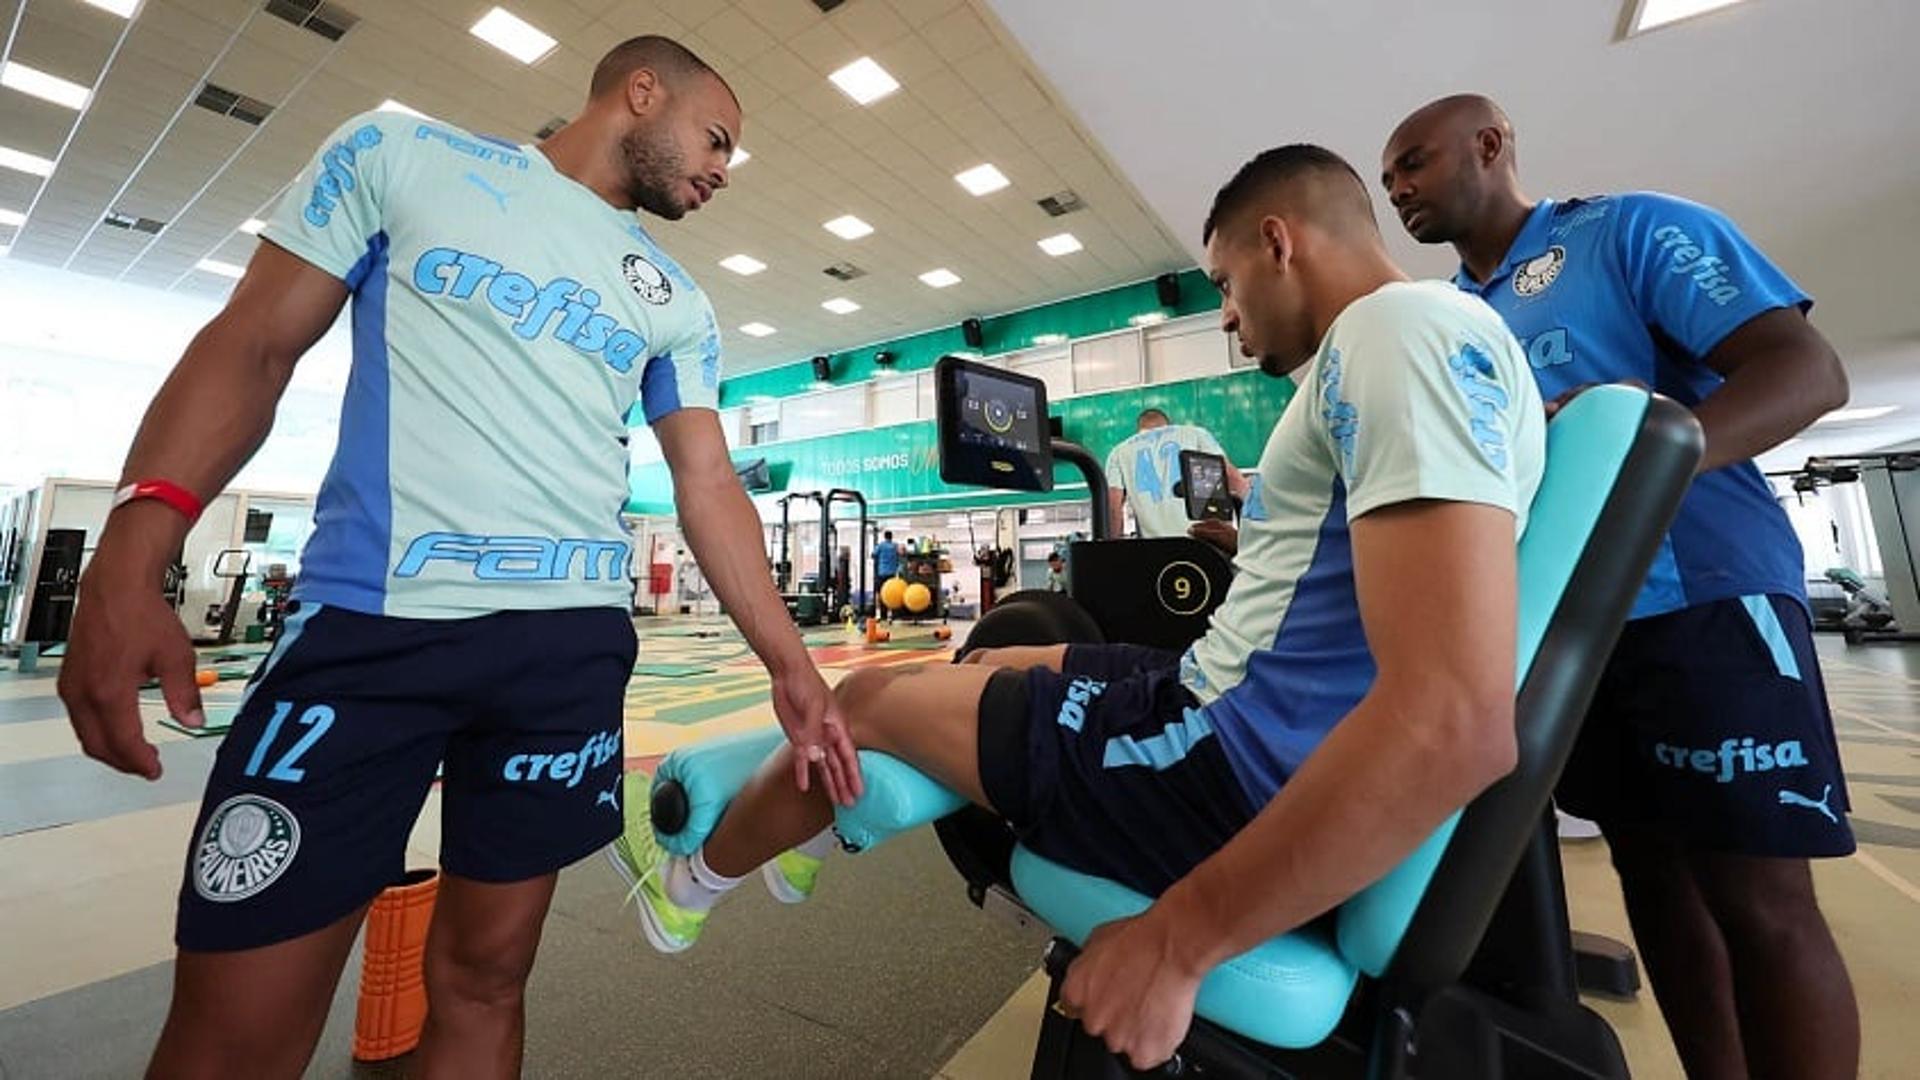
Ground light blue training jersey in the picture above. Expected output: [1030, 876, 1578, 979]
[263, 111, 722, 618]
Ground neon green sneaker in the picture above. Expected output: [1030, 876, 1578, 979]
[762, 848, 825, 905]
[602, 774, 707, 954]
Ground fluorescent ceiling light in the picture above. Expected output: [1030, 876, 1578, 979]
[0, 208, 25, 228]
[1626, 0, 1748, 35]
[1128, 312, 1168, 327]
[196, 259, 245, 279]
[919, 268, 961, 288]
[0, 145, 56, 177]
[828, 57, 899, 105]
[719, 253, 766, 276]
[378, 99, 428, 118]
[240, 218, 265, 235]
[1814, 406, 1898, 425]
[1033, 333, 1068, 346]
[2, 62, 92, 111]
[1038, 232, 1082, 256]
[470, 7, 557, 65]
[729, 147, 750, 168]
[824, 214, 873, 240]
[954, 163, 1009, 196]
[80, 0, 139, 17]
[821, 297, 861, 315]
[738, 322, 777, 338]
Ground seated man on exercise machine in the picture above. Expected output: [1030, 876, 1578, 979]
[609, 144, 1546, 1069]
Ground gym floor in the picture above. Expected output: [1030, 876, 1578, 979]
[1, 620, 1916, 1077]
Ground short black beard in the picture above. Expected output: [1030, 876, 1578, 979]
[621, 127, 687, 221]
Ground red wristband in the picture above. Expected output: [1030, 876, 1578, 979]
[113, 479, 205, 525]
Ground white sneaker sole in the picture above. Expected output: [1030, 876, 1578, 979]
[604, 843, 694, 954]
[762, 861, 811, 905]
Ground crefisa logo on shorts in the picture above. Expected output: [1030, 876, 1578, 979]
[622, 254, 673, 305]
[194, 795, 301, 902]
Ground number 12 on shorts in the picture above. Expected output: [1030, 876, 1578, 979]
[242, 701, 336, 783]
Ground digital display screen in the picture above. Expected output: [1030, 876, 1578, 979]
[1181, 450, 1234, 522]
[936, 356, 1052, 492]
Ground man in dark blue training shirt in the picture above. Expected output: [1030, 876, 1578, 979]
[1383, 95, 1855, 1080]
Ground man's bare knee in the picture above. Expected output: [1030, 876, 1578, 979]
[834, 666, 911, 742]
[427, 938, 533, 1009]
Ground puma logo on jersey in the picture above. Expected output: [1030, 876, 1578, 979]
[1778, 784, 1838, 824]
[464, 172, 513, 213]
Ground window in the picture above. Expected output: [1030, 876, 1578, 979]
[1071, 330, 1143, 392]
[781, 384, 869, 439]
[1145, 317, 1232, 383]
[1010, 346, 1072, 402]
[871, 377, 917, 427]
[748, 421, 780, 445]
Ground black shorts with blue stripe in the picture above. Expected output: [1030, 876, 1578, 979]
[1557, 592, 1854, 858]
[977, 643, 1258, 897]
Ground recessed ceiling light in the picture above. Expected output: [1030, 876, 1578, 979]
[822, 297, 861, 315]
[719, 254, 767, 276]
[470, 7, 557, 65]
[197, 258, 245, 279]
[955, 163, 1010, 196]
[729, 147, 750, 168]
[240, 218, 265, 235]
[1038, 232, 1083, 256]
[919, 268, 962, 289]
[0, 208, 25, 228]
[824, 214, 873, 240]
[378, 99, 428, 118]
[2, 62, 92, 111]
[0, 145, 55, 177]
[828, 57, 899, 105]
[80, 0, 138, 16]
[1814, 406, 1898, 425]
[738, 322, 777, 338]
[1626, 0, 1748, 34]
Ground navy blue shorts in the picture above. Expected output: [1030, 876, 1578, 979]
[977, 643, 1257, 897]
[177, 603, 635, 952]
[1557, 593, 1854, 858]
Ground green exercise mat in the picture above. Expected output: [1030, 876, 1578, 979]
[159, 705, 239, 737]
[632, 662, 717, 677]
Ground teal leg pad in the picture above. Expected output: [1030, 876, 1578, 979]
[651, 726, 786, 856]
[832, 751, 968, 852]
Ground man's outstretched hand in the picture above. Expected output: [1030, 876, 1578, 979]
[770, 668, 863, 806]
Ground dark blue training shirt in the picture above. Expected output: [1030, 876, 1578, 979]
[1454, 193, 1812, 618]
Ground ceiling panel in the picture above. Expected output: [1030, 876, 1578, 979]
[0, 0, 1187, 373]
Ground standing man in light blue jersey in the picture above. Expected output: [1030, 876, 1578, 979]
[611, 145, 1545, 1071]
[1384, 94, 1855, 1080]
[1103, 410, 1249, 538]
[58, 36, 860, 1078]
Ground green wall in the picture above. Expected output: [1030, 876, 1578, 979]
[717, 268, 1221, 407]
[628, 369, 1294, 517]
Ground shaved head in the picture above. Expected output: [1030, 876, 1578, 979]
[1387, 94, 1515, 171]
[1380, 93, 1528, 249]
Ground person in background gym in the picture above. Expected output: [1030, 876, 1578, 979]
[56, 35, 859, 1079]
[613, 144, 1546, 1070]
[1383, 94, 1856, 1080]
[1045, 550, 1068, 593]
[873, 530, 901, 615]
[1103, 410, 1249, 538]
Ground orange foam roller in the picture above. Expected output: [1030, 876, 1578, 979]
[353, 868, 439, 1062]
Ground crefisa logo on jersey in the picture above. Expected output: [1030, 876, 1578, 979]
[1513, 246, 1565, 297]
[622, 254, 673, 305]
[193, 794, 301, 902]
